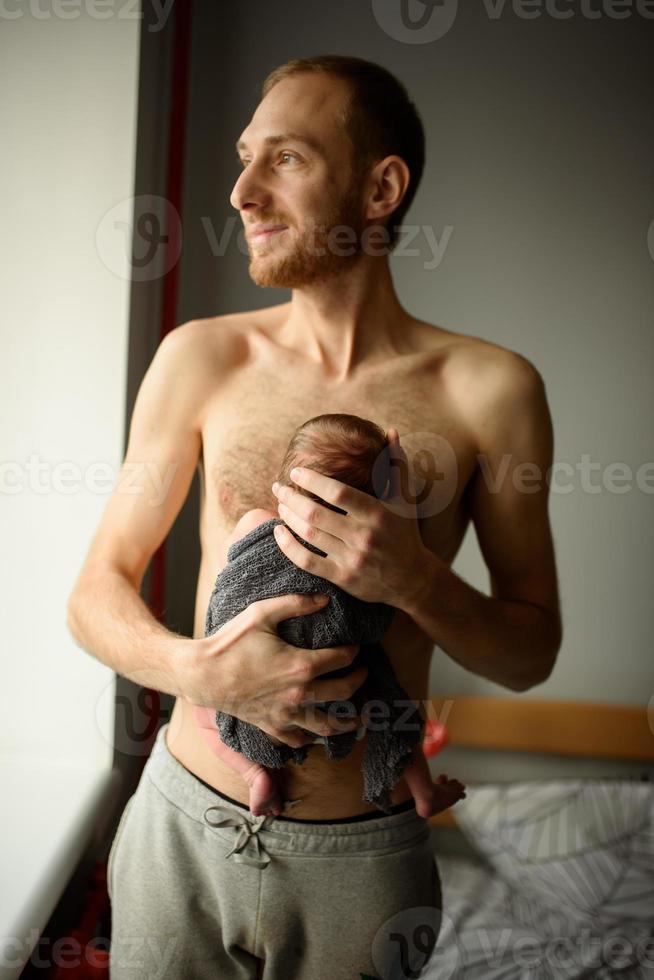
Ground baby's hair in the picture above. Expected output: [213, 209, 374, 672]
[277, 413, 391, 512]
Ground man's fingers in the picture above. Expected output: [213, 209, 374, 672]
[255, 591, 330, 629]
[304, 662, 368, 705]
[314, 709, 362, 736]
[293, 710, 362, 739]
[386, 427, 398, 499]
[292, 661, 369, 736]
[387, 427, 406, 500]
[265, 726, 316, 749]
[310, 642, 360, 676]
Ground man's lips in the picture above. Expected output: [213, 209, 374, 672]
[248, 225, 288, 242]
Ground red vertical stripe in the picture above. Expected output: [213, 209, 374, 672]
[147, 0, 193, 741]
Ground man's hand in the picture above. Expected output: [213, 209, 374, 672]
[271, 427, 432, 610]
[175, 592, 368, 748]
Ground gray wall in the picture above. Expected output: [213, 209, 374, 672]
[168, 1, 653, 717]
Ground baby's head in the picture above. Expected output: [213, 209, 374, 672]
[276, 414, 391, 511]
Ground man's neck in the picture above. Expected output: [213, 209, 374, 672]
[277, 260, 411, 382]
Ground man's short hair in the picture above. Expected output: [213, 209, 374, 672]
[261, 55, 425, 252]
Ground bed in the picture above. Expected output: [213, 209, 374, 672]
[420, 695, 654, 979]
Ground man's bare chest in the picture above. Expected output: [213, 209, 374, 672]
[197, 353, 478, 567]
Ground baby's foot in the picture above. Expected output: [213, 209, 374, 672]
[241, 764, 284, 818]
[413, 774, 466, 819]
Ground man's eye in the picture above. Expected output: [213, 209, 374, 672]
[237, 152, 297, 169]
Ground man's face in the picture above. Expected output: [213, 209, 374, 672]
[230, 73, 369, 288]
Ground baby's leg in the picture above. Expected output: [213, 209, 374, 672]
[402, 741, 466, 819]
[192, 706, 285, 817]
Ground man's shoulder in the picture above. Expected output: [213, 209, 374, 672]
[172, 303, 289, 360]
[188, 303, 290, 336]
[426, 326, 546, 448]
[435, 326, 543, 397]
[412, 318, 539, 374]
[168, 311, 246, 355]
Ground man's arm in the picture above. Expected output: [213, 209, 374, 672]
[403, 352, 562, 692]
[66, 321, 206, 696]
[66, 327, 366, 742]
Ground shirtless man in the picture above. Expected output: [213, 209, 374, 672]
[67, 55, 562, 980]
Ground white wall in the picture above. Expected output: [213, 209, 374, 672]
[0, 10, 142, 768]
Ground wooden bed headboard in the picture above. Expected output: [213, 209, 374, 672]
[426, 695, 654, 828]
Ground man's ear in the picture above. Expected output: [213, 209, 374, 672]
[365, 157, 410, 223]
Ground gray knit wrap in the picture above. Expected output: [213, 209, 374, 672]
[204, 517, 425, 813]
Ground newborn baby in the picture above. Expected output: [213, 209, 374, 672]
[194, 413, 465, 819]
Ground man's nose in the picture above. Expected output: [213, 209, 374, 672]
[229, 163, 272, 213]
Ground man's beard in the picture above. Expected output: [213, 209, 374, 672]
[246, 181, 368, 289]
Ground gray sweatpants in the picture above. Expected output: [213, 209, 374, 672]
[108, 722, 443, 980]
